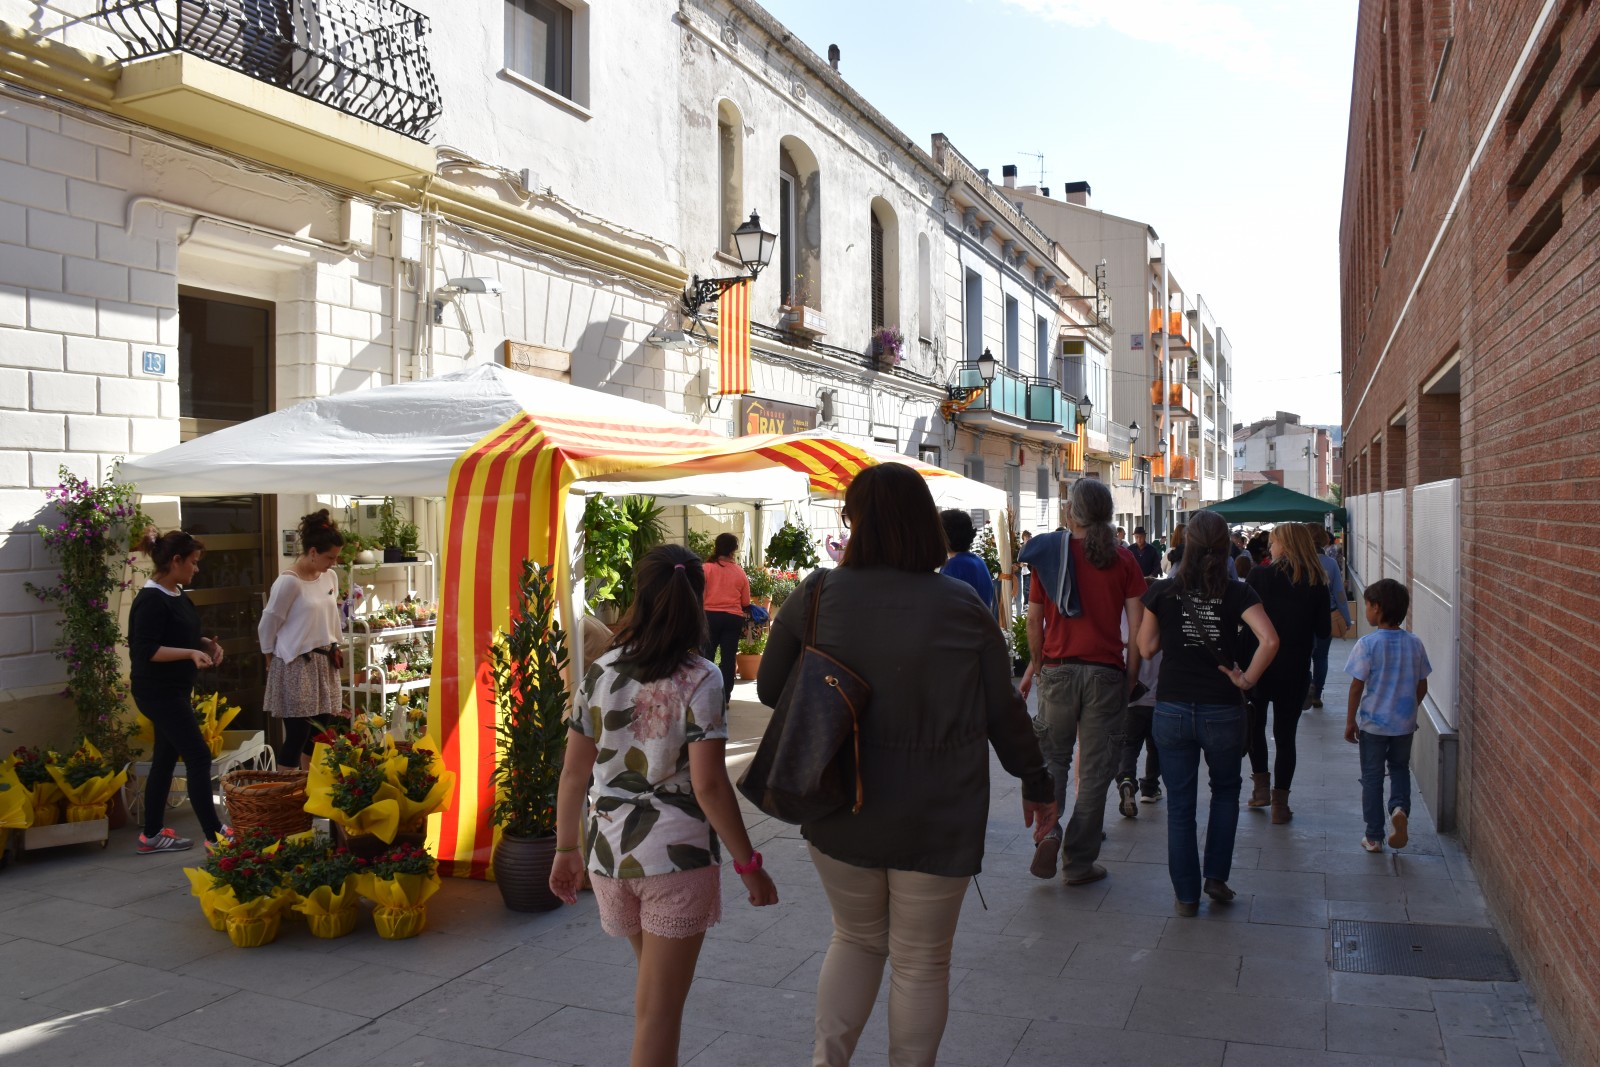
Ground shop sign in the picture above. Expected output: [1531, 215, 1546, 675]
[740, 395, 815, 436]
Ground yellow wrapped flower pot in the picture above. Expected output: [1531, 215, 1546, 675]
[46, 743, 127, 824]
[304, 737, 404, 843]
[351, 843, 439, 941]
[222, 895, 288, 948]
[184, 866, 240, 932]
[0, 760, 33, 833]
[287, 854, 364, 940]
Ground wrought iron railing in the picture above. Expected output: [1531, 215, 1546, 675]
[96, 0, 442, 140]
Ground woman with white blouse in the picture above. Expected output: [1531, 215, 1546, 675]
[259, 510, 346, 768]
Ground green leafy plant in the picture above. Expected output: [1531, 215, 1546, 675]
[204, 827, 285, 903]
[330, 749, 387, 818]
[737, 630, 767, 656]
[615, 496, 667, 611]
[286, 847, 362, 897]
[10, 746, 57, 788]
[973, 525, 1001, 578]
[365, 841, 436, 878]
[684, 528, 715, 561]
[377, 497, 405, 549]
[24, 464, 150, 768]
[489, 560, 570, 839]
[1010, 613, 1031, 667]
[581, 495, 637, 608]
[768, 577, 798, 610]
[765, 519, 819, 571]
[57, 745, 112, 788]
[745, 565, 776, 601]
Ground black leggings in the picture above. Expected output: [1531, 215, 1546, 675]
[703, 611, 744, 703]
[279, 715, 340, 765]
[1247, 674, 1308, 790]
[134, 684, 223, 839]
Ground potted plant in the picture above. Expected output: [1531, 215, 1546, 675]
[488, 558, 570, 912]
[765, 519, 820, 572]
[614, 496, 666, 612]
[581, 495, 636, 623]
[735, 628, 766, 681]
[377, 497, 420, 563]
[1010, 613, 1031, 677]
[871, 326, 905, 368]
[24, 465, 149, 772]
[195, 827, 292, 947]
[287, 845, 363, 939]
[352, 841, 440, 939]
[10, 746, 62, 826]
[779, 274, 827, 338]
[745, 564, 776, 609]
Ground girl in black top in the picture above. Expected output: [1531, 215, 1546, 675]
[1242, 523, 1332, 823]
[128, 530, 227, 853]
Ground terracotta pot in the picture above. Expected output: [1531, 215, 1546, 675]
[735, 653, 762, 681]
[492, 832, 563, 912]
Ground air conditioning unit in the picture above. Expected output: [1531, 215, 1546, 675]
[1060, 338, 1086, 357]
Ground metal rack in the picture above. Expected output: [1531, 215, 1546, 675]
[338, 556, 436, 740]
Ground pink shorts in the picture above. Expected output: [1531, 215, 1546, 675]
[590, 865, 722, 939]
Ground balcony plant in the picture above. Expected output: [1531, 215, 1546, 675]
[488, 559, 570, 912]
[871, 326, 905, 367]
[779, 273, 827, 338]
[24, 465, 150, 771]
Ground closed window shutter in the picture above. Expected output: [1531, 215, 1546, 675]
[870, 213, 885, 330]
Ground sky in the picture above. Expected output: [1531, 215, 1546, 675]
[760, 0, 1359, 427]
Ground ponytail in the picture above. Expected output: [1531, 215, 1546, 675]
[140, 529, 205, 573]
[298, 509, 344, 555]
[613, 544, 710, 682]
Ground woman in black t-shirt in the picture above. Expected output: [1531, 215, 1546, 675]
[1137, 511, 1279, 916]
[128, 530, 227, 854]
[1242, 523, 1332, 824]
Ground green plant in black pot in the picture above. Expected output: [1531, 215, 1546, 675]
[488, 559, 570, 912]
[1010, 612, 1031, 676]
[377, 497, 405, 562]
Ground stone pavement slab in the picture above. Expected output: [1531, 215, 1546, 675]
[0, 649, 1570, 1065]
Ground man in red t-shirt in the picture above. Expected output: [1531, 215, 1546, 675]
[1019, 481, 1147, 885]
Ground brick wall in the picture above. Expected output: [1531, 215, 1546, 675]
[1341, 1, 1600, 1061]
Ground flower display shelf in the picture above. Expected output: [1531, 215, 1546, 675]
[12, 817, 109, 856]
[347, 678, 433, 695]
[340, 556, 437, 741]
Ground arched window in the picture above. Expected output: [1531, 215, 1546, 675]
[917, 233, 932, 340]
[868, 197, 898, 332]
[778, 136, 821, 307]
[716, 100, 744, 256]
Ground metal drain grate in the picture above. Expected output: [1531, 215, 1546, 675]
[1330, 920, 1519, 981]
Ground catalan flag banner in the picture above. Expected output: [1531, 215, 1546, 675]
[716, 279, 752, 395]
[430, 414, 966, 878]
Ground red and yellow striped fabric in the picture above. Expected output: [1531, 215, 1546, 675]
[428, 418, 962, 878]
[716, 280, 751, 395]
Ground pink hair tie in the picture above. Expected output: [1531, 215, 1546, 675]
[673, 563, 686, 570]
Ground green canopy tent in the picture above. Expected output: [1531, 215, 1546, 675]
[1200, 483, 1347, 528]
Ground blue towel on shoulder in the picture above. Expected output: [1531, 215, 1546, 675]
[1019, 530, 1080, 618]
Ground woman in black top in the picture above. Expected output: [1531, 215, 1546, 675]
[1242, 523, 1331, 824]
[1138, 511, 1278, 916]
[128, 530, 227, 853]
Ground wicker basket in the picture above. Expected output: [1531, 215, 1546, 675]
[221, 769, 311, 839]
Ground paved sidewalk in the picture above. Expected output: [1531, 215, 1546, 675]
[0, 644, 1564, 1066]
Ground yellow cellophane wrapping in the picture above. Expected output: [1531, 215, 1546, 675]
[223, 893, 289, 948]
[194, 693, 241, 761]
[292, 879, 359, 939]
[353, 870, 440, 940]
[184, 866, 240, 932]
[28, 783, 62, 826]
[0, 760, 34, 831]
[304, 741, 404, 843]
[46, 743, 128, 823]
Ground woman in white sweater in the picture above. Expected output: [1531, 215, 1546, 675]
[259, 510, 345, 768]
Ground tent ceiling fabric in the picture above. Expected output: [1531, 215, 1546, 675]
[1203, 482, 1346, 524]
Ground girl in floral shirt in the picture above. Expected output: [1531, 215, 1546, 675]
[551, 544, 777, 1067]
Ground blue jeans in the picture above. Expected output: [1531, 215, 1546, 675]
[1310, 634, 1333, 698]
[1359, 731, 1414, 841]
[1153, 700, 1245, 904]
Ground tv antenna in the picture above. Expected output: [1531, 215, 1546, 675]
[1019, 151, 1045, 186]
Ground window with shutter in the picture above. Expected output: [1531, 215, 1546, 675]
[870, 212, 885, 330]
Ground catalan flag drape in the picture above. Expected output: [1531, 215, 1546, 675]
[716, 279, 752, 395]
[429, 417, 966, 878]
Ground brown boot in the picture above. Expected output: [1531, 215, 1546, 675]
[1271, 788, 1293, 824]
[1247, 773, 1271, 808]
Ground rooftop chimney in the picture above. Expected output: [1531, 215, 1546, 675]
[1041, 186, 1050, 198]
[1002, 164, 1018, 189]
[1064, 180, 1091, 206]
[828, 44, 840, 71]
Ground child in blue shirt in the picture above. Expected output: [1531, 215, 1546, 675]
[1344, 579, 1432, 853]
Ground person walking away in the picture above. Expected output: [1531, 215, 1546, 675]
[1116, 649, 1163, 817]
[938, 509, 995, 612]
[1305, 524, 1352, 709]
[1130, 526, 1161, 580]
[1018, 478, 1146, 885]
[1137, 510, 1279, 915]
[551, 545, 778, 1067]
[260, 510, 346, 769]
[700, 533, 751, 708]
[1242, 524, 1331, 823]
[1344, 579, 1432, 853]
[1165, 523, 1187, 572]
[757, 464, 1056, 1067]
[128, 530, 228, 853]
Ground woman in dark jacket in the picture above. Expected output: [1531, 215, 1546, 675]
[757, 464, 1056, 1067]
[1243, 522, 1332, 823]
[128, 529, 228, 853]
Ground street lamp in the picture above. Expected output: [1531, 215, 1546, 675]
[1078, 393, 1093, 426]
[681, 211, 778, 317]
[1129, 421, 1145, 530]
[940, 348, 997, 422]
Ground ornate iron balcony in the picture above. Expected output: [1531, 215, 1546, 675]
[97, 0, 442, 140]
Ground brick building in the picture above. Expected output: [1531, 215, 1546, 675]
[1341, 2, 1600, 1061]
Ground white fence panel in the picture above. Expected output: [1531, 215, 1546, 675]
[1412, 479, 1461, 729]
[1383, 489, 1406, 581]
